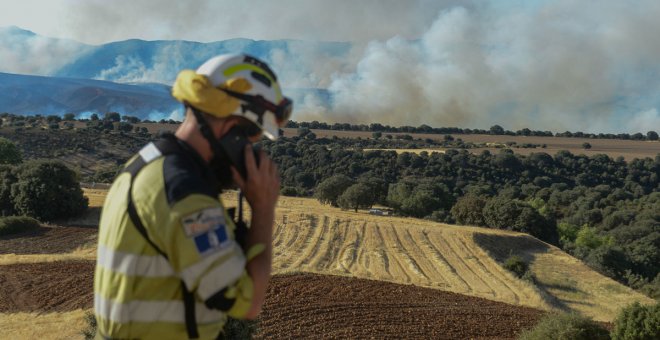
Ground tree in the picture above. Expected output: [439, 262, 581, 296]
[10, 160, 88, 220]
[122, 115, 141, 124]
[0, 137, 22, 165]
[450, 194, 487, 226]
[0, 165, 16, 215]
[647, 130, 659, 141]
[611, 302, 659, 340]
[63, 113, 76, 121]
[338, 183, 374, 212]
[372, 131, 382, 139]
[490, 125, 505, 135]
[117, 122, 133, 132]
[482, 197, 558, 244]
[314, 174, 354, 207]
[387, 180, 451, 218]
[104, 112, 121, 122]
[582, 142, 592, 149]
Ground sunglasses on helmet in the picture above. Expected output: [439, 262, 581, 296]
[220, 88, 293, 125]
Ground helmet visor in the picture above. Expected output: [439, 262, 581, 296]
[220, 88, 293, 127]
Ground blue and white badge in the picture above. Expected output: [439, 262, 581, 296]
[181, 207, 230, 255]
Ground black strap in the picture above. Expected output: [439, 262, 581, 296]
[123, 139, 199, 339]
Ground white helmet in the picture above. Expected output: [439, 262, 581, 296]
[173, 54, 292, 140]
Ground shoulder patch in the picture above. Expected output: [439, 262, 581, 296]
[182, 207, 230, 255]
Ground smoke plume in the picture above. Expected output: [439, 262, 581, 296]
[312, 1, 660, 133]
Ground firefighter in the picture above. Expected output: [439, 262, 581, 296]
[94, 54, 292, 339]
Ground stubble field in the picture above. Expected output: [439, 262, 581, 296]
[281, 128, 660, 161]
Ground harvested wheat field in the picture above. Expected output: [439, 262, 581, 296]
[282, 128, 660, 161]
[223, 194, 654, 322]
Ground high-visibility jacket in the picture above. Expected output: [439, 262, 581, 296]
[94, 134, 254, 339]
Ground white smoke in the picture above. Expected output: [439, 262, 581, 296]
[305, 1, 660, 133]
[627, 109, 660, 134]
[95, 43, 194, 84]
[0, 27, 89, 75]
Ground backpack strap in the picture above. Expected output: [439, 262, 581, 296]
[123, 137, 199, 339]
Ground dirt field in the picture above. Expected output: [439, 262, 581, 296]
[0, 226, 96, 255]
[282, 128, 660, 161]
[256, 273, 545, 339]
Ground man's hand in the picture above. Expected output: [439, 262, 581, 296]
[231, 144, 280, 218]
[230, 144, 279, 319]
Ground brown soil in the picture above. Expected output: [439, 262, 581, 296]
[0, 260, 94, 313]
[0, 257, 544, 339]
[256, 273, 545, 339]
[0, 226, 97, 255]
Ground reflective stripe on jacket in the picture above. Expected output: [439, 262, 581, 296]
[95, 137, 253, 340]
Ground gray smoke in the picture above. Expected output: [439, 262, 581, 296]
[0, 27, 89, 75]
[59, 0, 461, 44]
[314, 2, 660, 133]
[4, 0, 660, 132]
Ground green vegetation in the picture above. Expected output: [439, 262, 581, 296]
[0, 216, 40, 236]
[611, 302, 659, 340]
[287, 120, 659, 141]
[218, 317, 259, 340]
[0, 137, 22, 164]
[81, 311, 97, 340]
[503, 255, 529, 278]
[0, 113, 657, 298]
[338, 183, 374, 212]
[259, 134, 658, 296]
[314, 174, 354, 207]
[0, 160, 88, 221]
[12, 160, 88, 220]
[518, 313, 610, 340]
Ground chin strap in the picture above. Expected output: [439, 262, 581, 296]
[189, 105, 230, 166]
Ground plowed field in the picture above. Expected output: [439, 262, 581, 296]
[256, 273, 544, 339]
[0, 256, 544, 339]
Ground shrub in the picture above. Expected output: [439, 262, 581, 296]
[217, 317, 258, 340]
[0, 137, 22, 165]
[519, 313, 610, 340]
[0, 216, 40, 236]
[450, 194, 487, 226]
[504, 255, 529, 278]
[10, 160, 88, 221]
[611, 302, 659, 340]
[81, 311, 97, 340]
[314, 174, 354, 207]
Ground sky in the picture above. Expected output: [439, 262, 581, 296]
[1, 0, 659, 133]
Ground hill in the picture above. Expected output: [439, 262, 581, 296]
[0, 26, 341, 119]
[0, 72, 179, 118]
[230, 194, 653, 322]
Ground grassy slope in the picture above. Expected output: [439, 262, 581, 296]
[224, 194, 654, 322]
